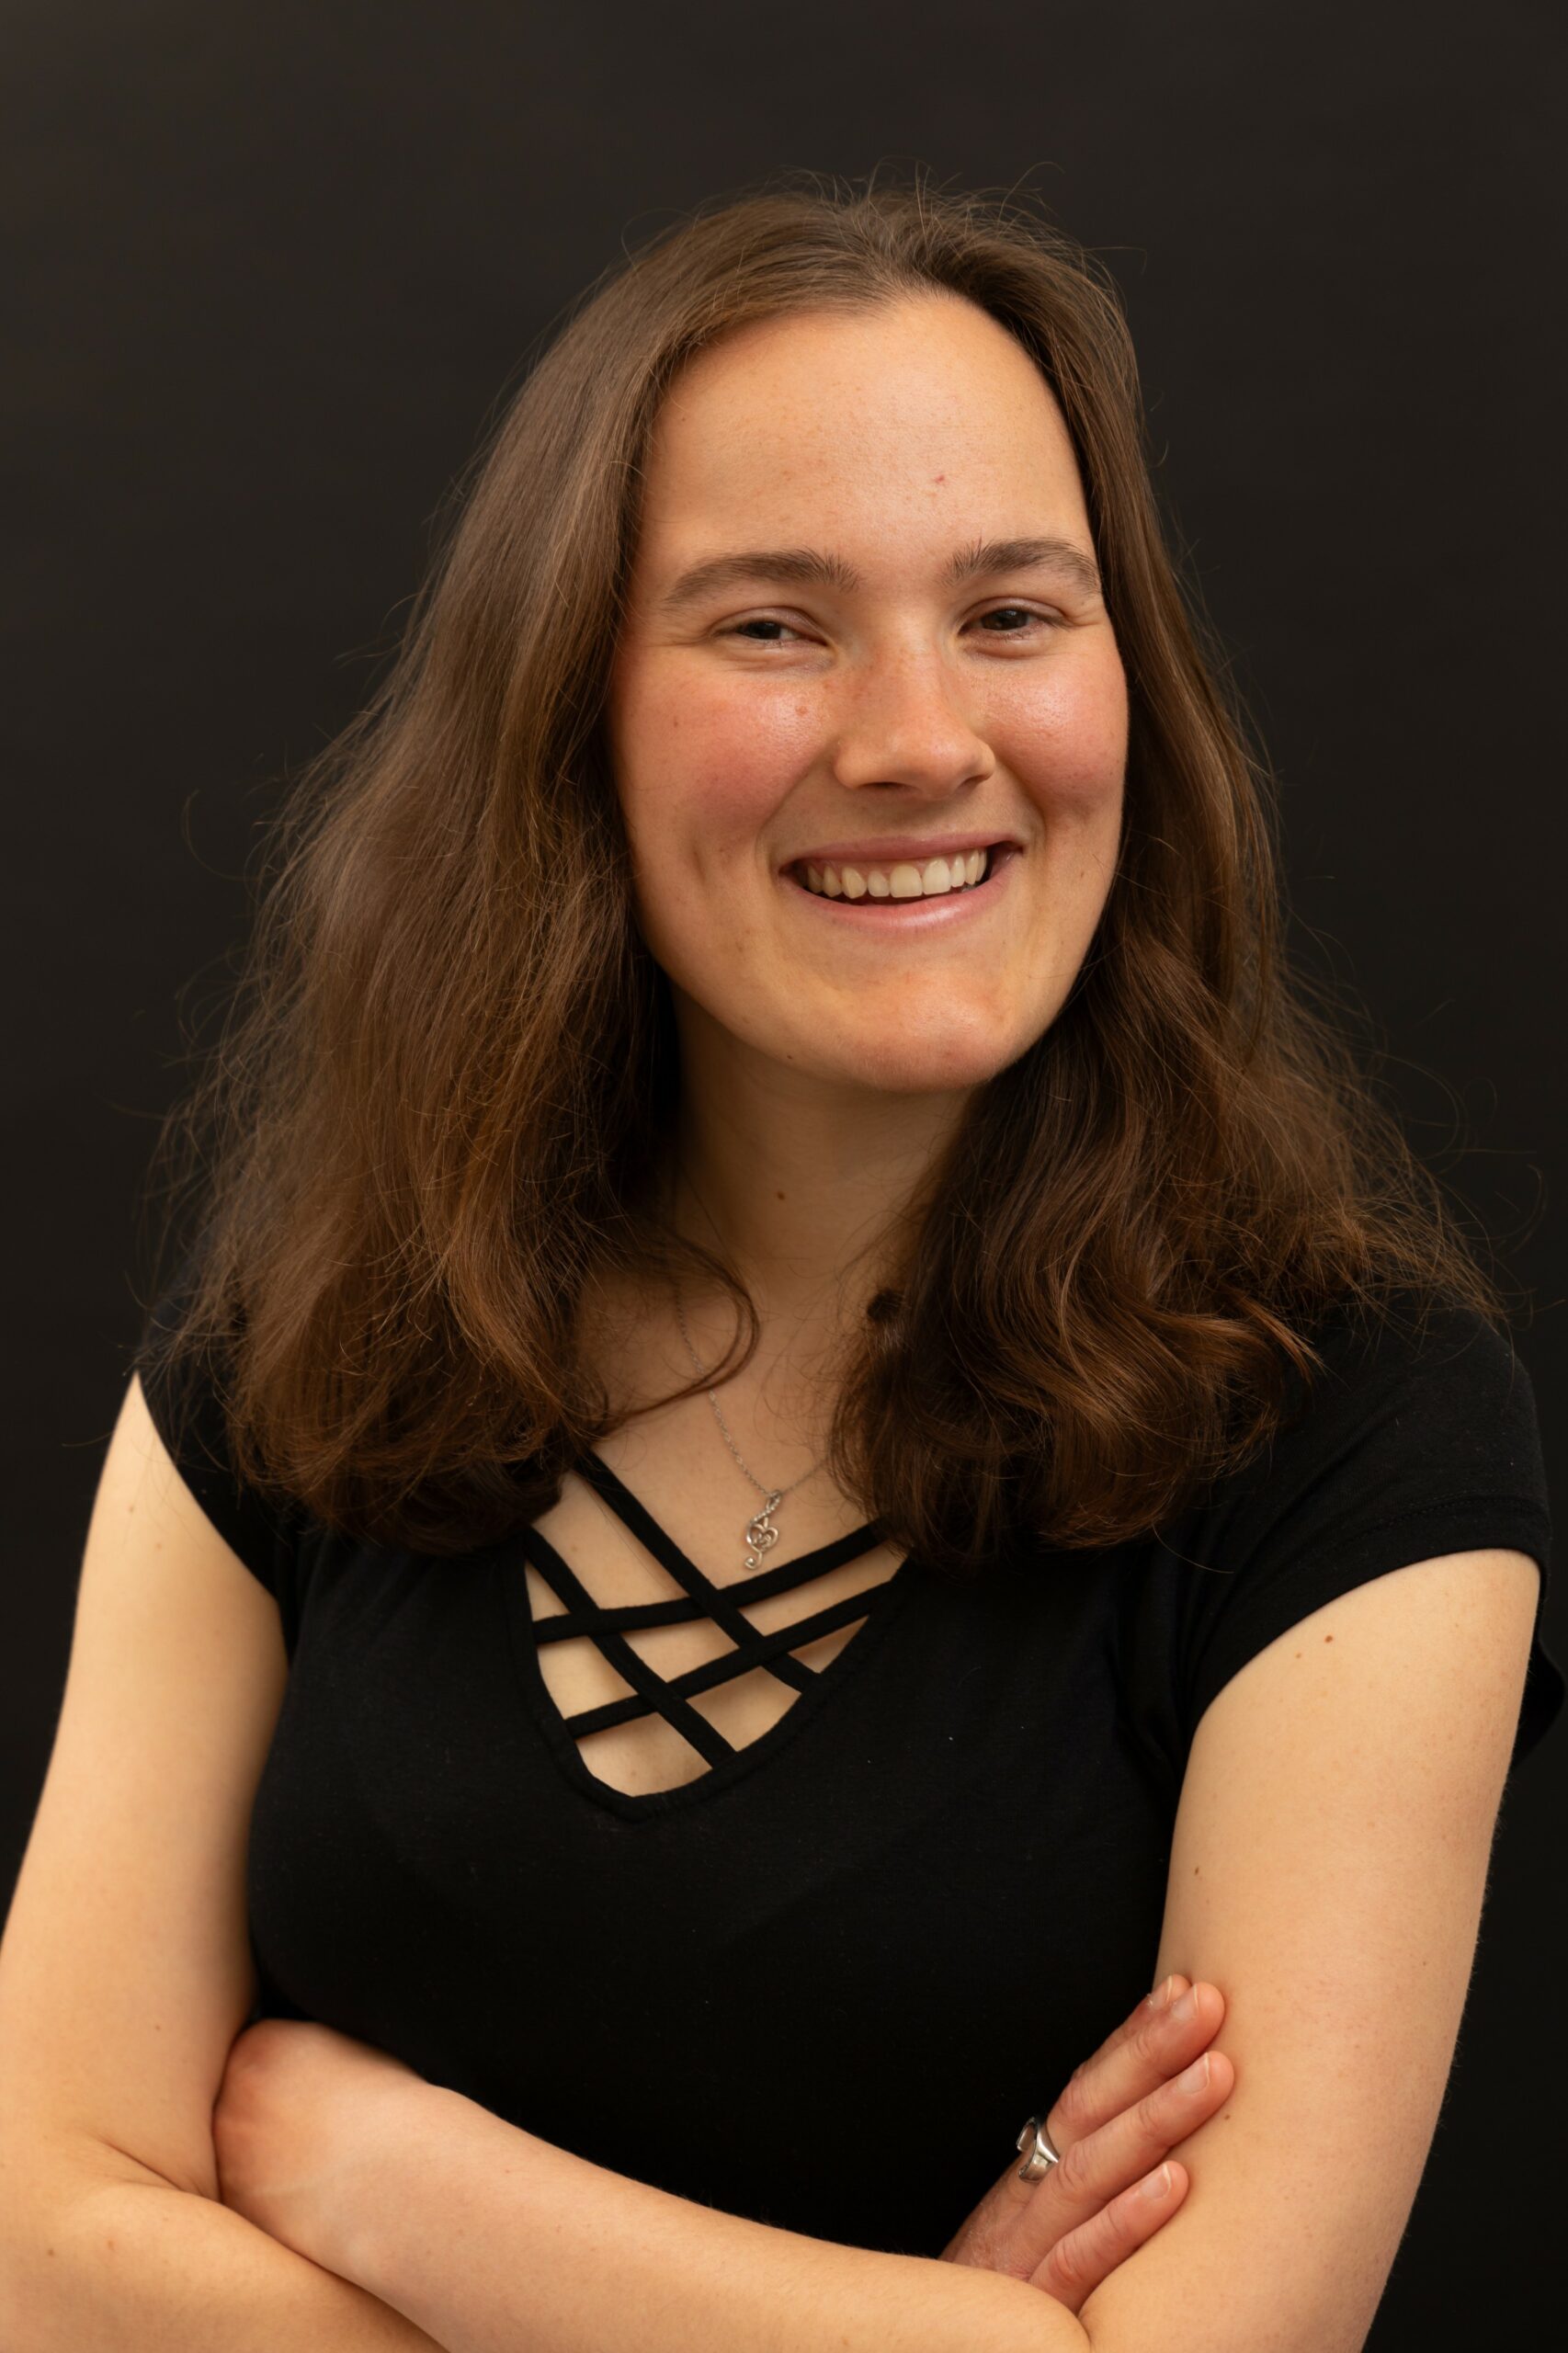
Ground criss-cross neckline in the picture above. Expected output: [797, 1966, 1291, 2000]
[503, 1448, 918, 1817]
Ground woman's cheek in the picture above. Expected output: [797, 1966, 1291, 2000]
[993, 657, 1128, 820]
[631, 678, 820, 866]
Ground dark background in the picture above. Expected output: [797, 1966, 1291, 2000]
[5, 1, 1562, 2338]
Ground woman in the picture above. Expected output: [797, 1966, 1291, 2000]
[2, 173, 1558, 2353]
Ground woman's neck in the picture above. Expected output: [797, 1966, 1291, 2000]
[664, 1025, 969, 1325]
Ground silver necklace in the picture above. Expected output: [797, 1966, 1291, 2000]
[674, 1289, 825, 1574]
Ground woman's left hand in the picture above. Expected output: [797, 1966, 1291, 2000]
[212, 2016, 426, 2271]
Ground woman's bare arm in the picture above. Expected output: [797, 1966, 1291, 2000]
[10, 2149, 443, 2351]
[338, 2076, 1079, 2353]
[0, 1376, 442, 2349]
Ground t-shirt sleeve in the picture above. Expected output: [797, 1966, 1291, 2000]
[1168, 1297, 1561, 1779]
[131, 1257, 300, 1607]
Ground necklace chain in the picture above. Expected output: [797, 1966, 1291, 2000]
[674, 1288, 825, 1572]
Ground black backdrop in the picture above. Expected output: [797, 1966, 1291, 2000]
[5, 2, 1563, 2341]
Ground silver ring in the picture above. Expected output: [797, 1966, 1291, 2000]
[1016, 2115, 1062, 2182]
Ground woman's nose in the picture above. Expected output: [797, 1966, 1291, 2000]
[825, 650, 995, 796]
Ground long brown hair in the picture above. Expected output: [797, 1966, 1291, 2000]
[132, 166, 1513, 1576]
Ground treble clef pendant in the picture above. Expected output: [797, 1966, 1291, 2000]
[744, 1491, 784, 1573]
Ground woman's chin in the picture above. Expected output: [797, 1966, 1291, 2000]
[783, 1030, 1021, 1097]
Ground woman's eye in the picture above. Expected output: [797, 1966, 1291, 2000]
[718, 606, 1059, 648]
[974, 605, 1055, 636]
[723, 618, 803, 644]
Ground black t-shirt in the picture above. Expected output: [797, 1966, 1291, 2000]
[132, 1280, 1561, 2261]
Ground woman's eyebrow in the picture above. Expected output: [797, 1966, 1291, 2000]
[653, 534, 1103, 616]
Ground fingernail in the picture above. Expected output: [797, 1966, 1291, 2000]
[1145, 1974, 1177, 2011]
[1139, 2163, 1172, 2199]
[1177, 2054, 1210, 2092]
[1172, 1986, 1199, 2023]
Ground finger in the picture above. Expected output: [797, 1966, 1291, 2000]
[1027, 2159, 1191, 2315]
[1048, 1978, 1226, 2153]
[983, 1978, 1208, 2245]
[994, 2040, 1233, 2284]
[981, 1978, 1227, 2268]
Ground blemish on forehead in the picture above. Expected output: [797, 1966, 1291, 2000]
[933, 473, 946, 483]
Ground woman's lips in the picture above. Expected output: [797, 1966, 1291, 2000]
[781, 843, 1019, 931]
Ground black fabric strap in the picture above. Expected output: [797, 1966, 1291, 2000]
[520, 1451, 891, 1760]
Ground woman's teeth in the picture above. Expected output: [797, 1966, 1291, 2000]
[797, 847, 993, 902]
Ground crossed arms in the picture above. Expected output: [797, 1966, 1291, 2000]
[0, 1386, 1541, 2350]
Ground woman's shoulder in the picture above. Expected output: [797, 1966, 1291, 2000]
[131, 1253, 309, 1617]
[1267, 1285, 1548, 1500]
[1181, 1284, 1551, 1584]
[1153, 1283, 1560, 1776]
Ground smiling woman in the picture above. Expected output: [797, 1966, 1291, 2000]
[1, 169, 1558, 2353]
[607, 295, 1126, 1097]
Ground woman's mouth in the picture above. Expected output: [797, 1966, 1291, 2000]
[780, 842, 1020, 928]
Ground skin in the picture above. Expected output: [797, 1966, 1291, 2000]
[603, 290, 1129, 1398]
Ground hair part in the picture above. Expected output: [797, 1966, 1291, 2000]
[134, 165, 1515, 1575]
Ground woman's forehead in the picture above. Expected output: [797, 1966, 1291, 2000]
[636, 299, 1086, 564]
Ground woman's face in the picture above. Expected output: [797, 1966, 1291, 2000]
[606, 291, 1129, 1098]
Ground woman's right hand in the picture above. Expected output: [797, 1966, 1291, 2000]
[938, 1974, 1233, 2313]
